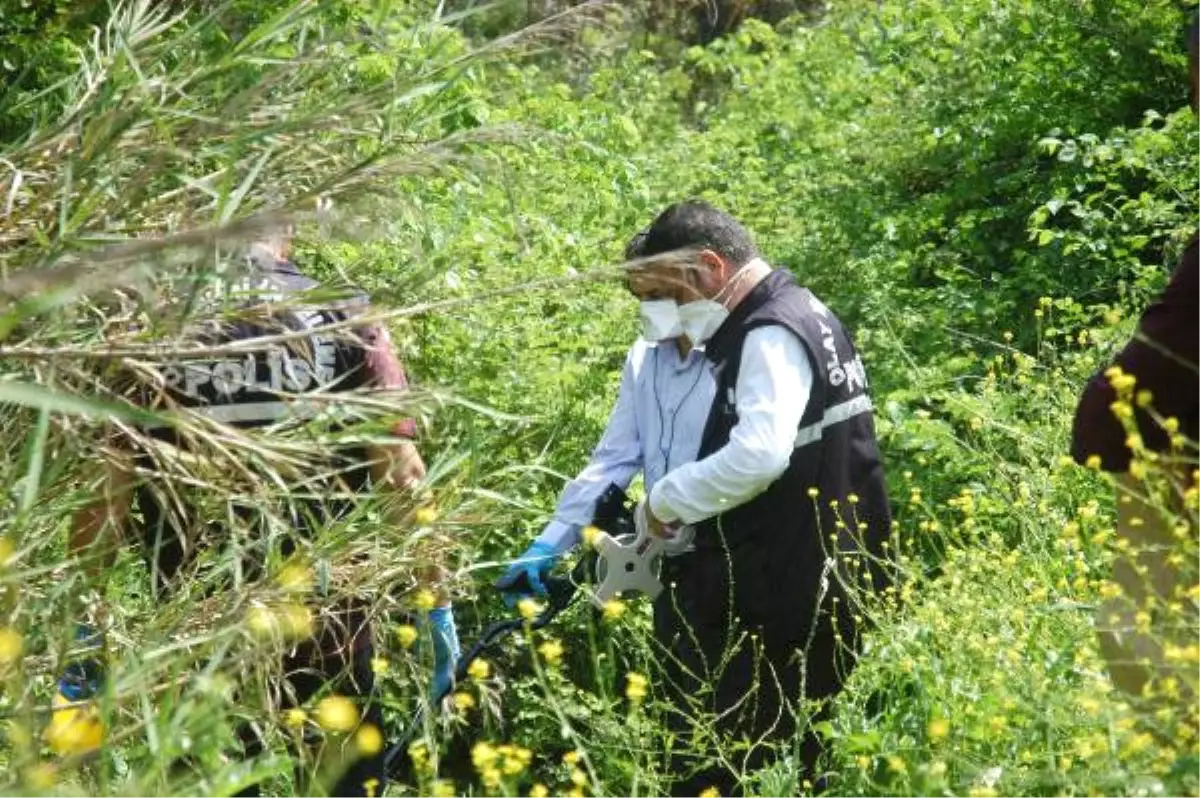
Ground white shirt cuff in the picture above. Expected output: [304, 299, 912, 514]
[648, 483, 681, 525]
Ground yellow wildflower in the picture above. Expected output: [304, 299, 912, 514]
[283, 708, 307, 729]
[276, 561, 314, 593]
[699, 788, 721, 798]
[247, 604, 312, 641]
[530, 784, 550, 798]
[806, 487, 819, 499]
[518, 598, 543, 621]
[396, 624, 418, 648]
[537, 638, 564, 667]
[285, 604, 314, 637]
[453, 692, 476, 712]
[414, 505, 439, 526]
[246, 606, 277, 637]
[371, 657, 389, 676]
[315, 695, 359, 733]
[413, 590, 437, 612]
[1085, 455, 1102, 470]
[625, 672, 648, 703]
[481, 767, 502, 788]
[472, 742, 498, 771]
[928, 717, 950, 741]
[45, 696, 104, 756]
[570, 767, 588, 787]
[363, 778, 379, 798]
[0, 628, 23, 666]
[431, 780, 456, 798]
[409, 740, 430, 770]
[467, 658, 491, 681]
[602, 599, 627, 622]
[582, 525, 603, 547]
[356, 724, 383, 755]
[562, 751, 580, 765]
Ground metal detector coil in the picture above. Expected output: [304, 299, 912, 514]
[586, 523, 694, 609]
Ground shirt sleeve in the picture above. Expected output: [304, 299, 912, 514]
[649, 325, 813, 526]
[535, 344, 645, 552]
[360, 321, 418, 440]
[1071, 238, 1199, 472]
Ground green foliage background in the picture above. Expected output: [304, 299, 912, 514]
[0, 0, 1196, 795]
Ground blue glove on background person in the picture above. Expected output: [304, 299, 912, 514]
[428, 605, 460, 701]
[493, 540, 562, 601]
[58, 623, 104, 701]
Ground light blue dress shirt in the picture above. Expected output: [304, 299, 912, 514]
[536, 338, 717, 551]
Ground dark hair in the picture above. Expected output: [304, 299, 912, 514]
[624, 228, 649, 260]
[638, 200, 759, 267]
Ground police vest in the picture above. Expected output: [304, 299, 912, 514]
[659, 269, 893, 643]
[134, 260, 376, 591]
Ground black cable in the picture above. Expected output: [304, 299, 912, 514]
[652, 343, 707, 477]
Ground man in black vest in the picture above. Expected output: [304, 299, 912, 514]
[633, 202, 891, 795]
[500, 202, 890, 793]
[58, 232, 453, 796]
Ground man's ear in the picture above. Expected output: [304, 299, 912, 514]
[697, 249, 726, 271]
[696, 249, 734, 290]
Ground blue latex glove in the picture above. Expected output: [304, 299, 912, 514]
[428, 605, 460, 702]
[58, 623, 104, 702]
[493, 540, 560, 602]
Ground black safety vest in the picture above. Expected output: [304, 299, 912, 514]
[134, 260, 376, 592]
[658, 269, 892, 643]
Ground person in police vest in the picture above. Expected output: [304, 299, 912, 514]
[57, 230, 457, 796]
[498, 201, 892, 795]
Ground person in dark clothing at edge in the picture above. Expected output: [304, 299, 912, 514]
[497, 202, 892, 795]
[1070, 16, 1199, 703]
[57, 231, 458, 796]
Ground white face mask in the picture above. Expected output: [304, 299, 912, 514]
[677, 258, 764, 344]
[677, 299, 728, 346]
[639, 299, 682, 341]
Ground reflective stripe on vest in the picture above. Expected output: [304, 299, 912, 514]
[143, 399, 327, 428]
[793, 394, 874, 449]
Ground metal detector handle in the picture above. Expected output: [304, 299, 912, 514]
[383, 560, 592, 779]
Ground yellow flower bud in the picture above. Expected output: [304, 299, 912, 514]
[356, 723, 383, 755]
[517, 598, 542, 621]
[315, 695, 359, 733]
[0, 628, 23, 666]
[467, 658, 491, 681]
[395, 624, 418, 648]
[45, 700, 104, 756]
[625, 671, 649, 702]
[413, 590, 437, 612]
[283, 708, 307, 729]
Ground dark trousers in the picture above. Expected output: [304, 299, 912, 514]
[236, 602, 385, 797]
[140, 520, 384, 796]
[654, 580, 858, 797]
